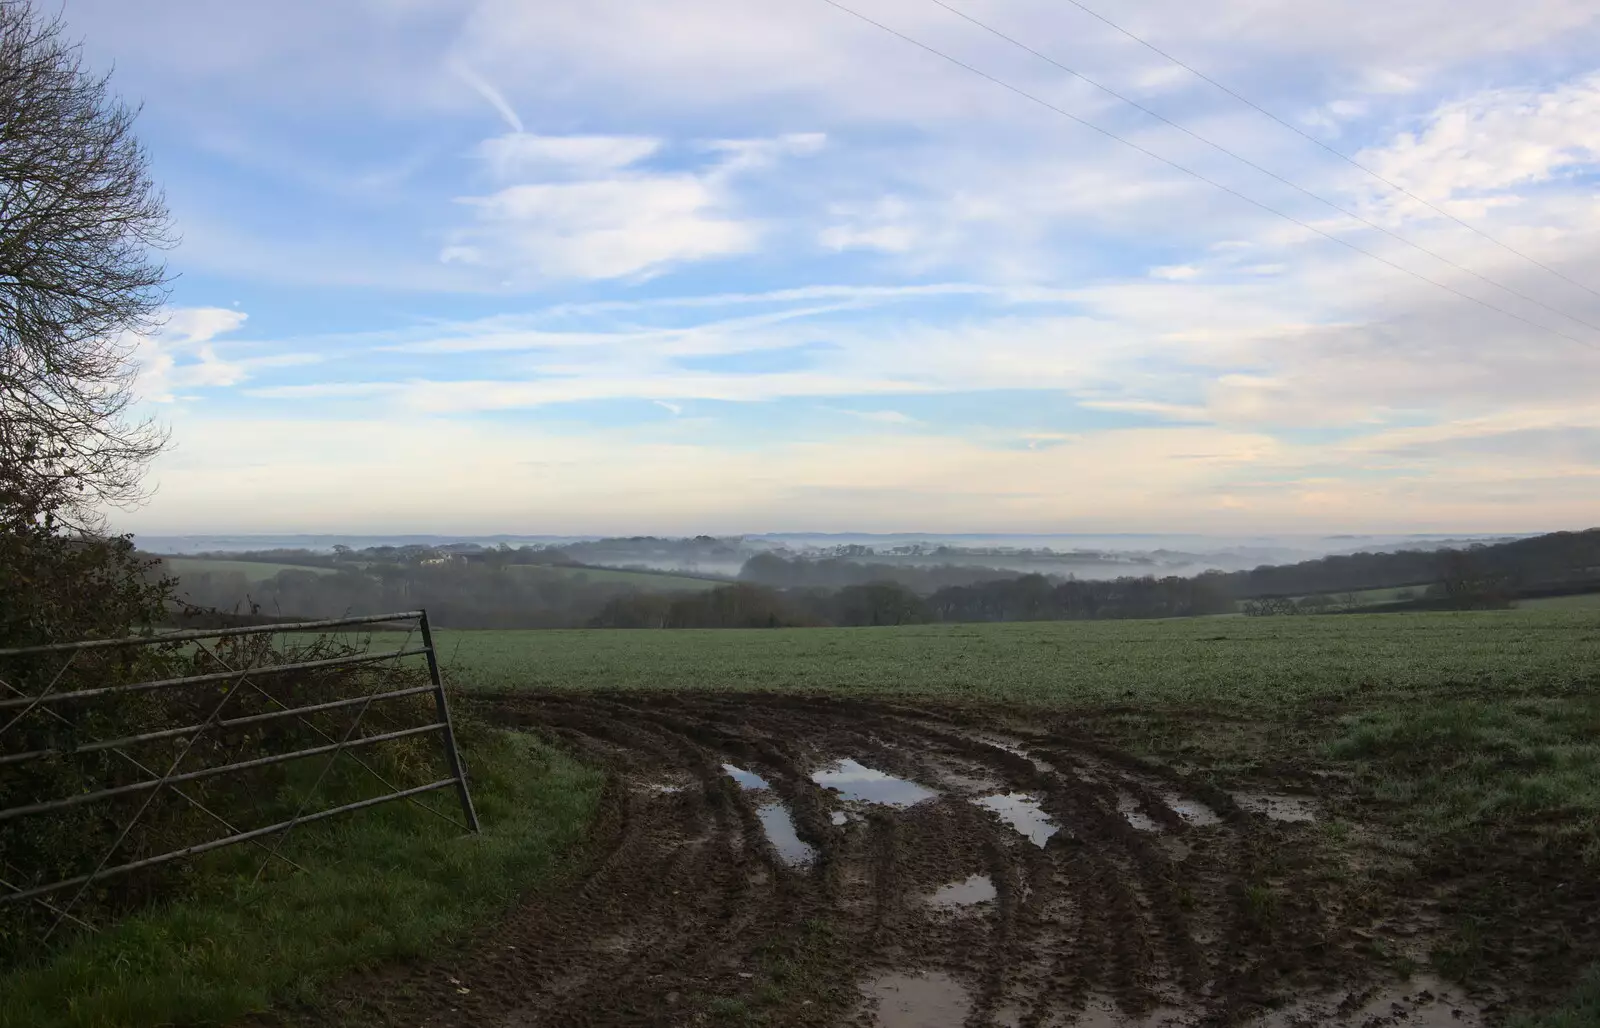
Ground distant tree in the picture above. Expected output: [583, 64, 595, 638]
[0, 1, 172, 525]
[1436, 550, 1513, 609]
[831, 582, 930, 626]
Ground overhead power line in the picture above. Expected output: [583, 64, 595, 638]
[1046, 0, 1600, 303]
[812, 0, 1600, 354]
[921, 0, 1600, 339]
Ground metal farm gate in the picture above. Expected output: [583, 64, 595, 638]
[0, 610, 477, 941]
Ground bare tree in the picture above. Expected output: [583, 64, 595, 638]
[0, 0, 171, 526]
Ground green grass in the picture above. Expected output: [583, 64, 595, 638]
[438, 609, 1600, 712]
[0, 730, 603, 1028]
[507, 564, 724, 591]
[1521, 592, 1600, 611]
[1330, 697, 1600, 846]
[157, 557, 337, 583]
[1296, 584, 1427, 606]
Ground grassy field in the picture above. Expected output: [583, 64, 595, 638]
[14, 611, 1599, 1026]
[507, 563, 724, 591]
[1297, 584, 1427, 605]
[437, 609, 1600, 711]
[0, 730, 603, 1028]
[156, 556, 337, 582]
[435, 609, 1600, 1024]
[1521, 592, 1600, 610]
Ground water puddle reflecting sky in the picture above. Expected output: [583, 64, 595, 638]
[756, 802, 816, 866]
[861, 970, 972, 1028]
[975, 792, 1059, 848]
[928, 874, 997, 907]
[1164, 794, 1222, 826]
[813, 758, 939, 807]
[722, 763, 772, 791]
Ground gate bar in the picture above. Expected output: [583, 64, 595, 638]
[0, 779, 457, 905]
[0, 723, 446, 823]
[0, 611, 427, 658]
[419, 611, 479, 832]
[0, 646, 431, 711]
[0, 683, 439, 767]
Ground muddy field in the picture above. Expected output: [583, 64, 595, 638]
[278, 692, 1489, 1028]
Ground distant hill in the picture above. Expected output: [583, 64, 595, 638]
[1216, 528, 1600, 601]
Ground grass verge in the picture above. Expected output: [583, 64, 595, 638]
[0, 729, 603, 1028]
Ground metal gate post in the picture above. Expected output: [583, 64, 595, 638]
[418, 610, 479, 832]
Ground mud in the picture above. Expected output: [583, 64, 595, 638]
[929, 874, 998, 907]
[1232, 792, 1317, 823]
[261, 692, 1483, 1028]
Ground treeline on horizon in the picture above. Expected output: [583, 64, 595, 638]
[154, 528, 1600, 630]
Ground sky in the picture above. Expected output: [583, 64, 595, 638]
[57, 0, 1600, 535]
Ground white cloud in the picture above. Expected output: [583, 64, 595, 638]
[821, 196, 918, 253]
[134, 308, 250, 402]
[133, 308, 323, 404]
[443, 131, 823, 282]
[832, 408, 919, 425]
[475, 133, 661, 179]
[432, 0, 1600, 129]
[446, 176, 756, 280]
[1359, 73, 1600, 206]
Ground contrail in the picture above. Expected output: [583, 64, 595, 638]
[449, 60, 523, 134]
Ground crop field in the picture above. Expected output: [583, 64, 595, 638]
[506, 563, 724, 592]
[1296, 584, 1427, 606]
[250, 609, 1593, 1027]
[1520, 591, 1600, 610]
[156, 556, 336, 582]
[436, 609, 1599, 710]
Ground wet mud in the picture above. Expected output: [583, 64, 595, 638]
[259, 691, 1484, 1028]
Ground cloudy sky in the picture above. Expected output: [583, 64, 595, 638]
[63, 0, 1600, 535]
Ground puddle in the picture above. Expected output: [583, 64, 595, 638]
[975, 793, 1060, 848]
[756, 802, 816, 866]
[1233, 791, 1318, 823]
[813, 759, 939, 807]
[928, 874, 996, 907]
[644, 782, 685, 794]
[1158, 837, 1191, 861]
[1118, 792, 1162, 832]
[830, 811, 850, 826]
[722, 763, 772, 791]
[1253, 974, 1482, 1027]
[862, 969, 972, 1028]
[1163, 794, 1223, 826]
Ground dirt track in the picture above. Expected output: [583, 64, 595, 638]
[282, 692, 1483, 1028]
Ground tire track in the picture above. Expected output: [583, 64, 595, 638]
[267, 691, 1387, 1028]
